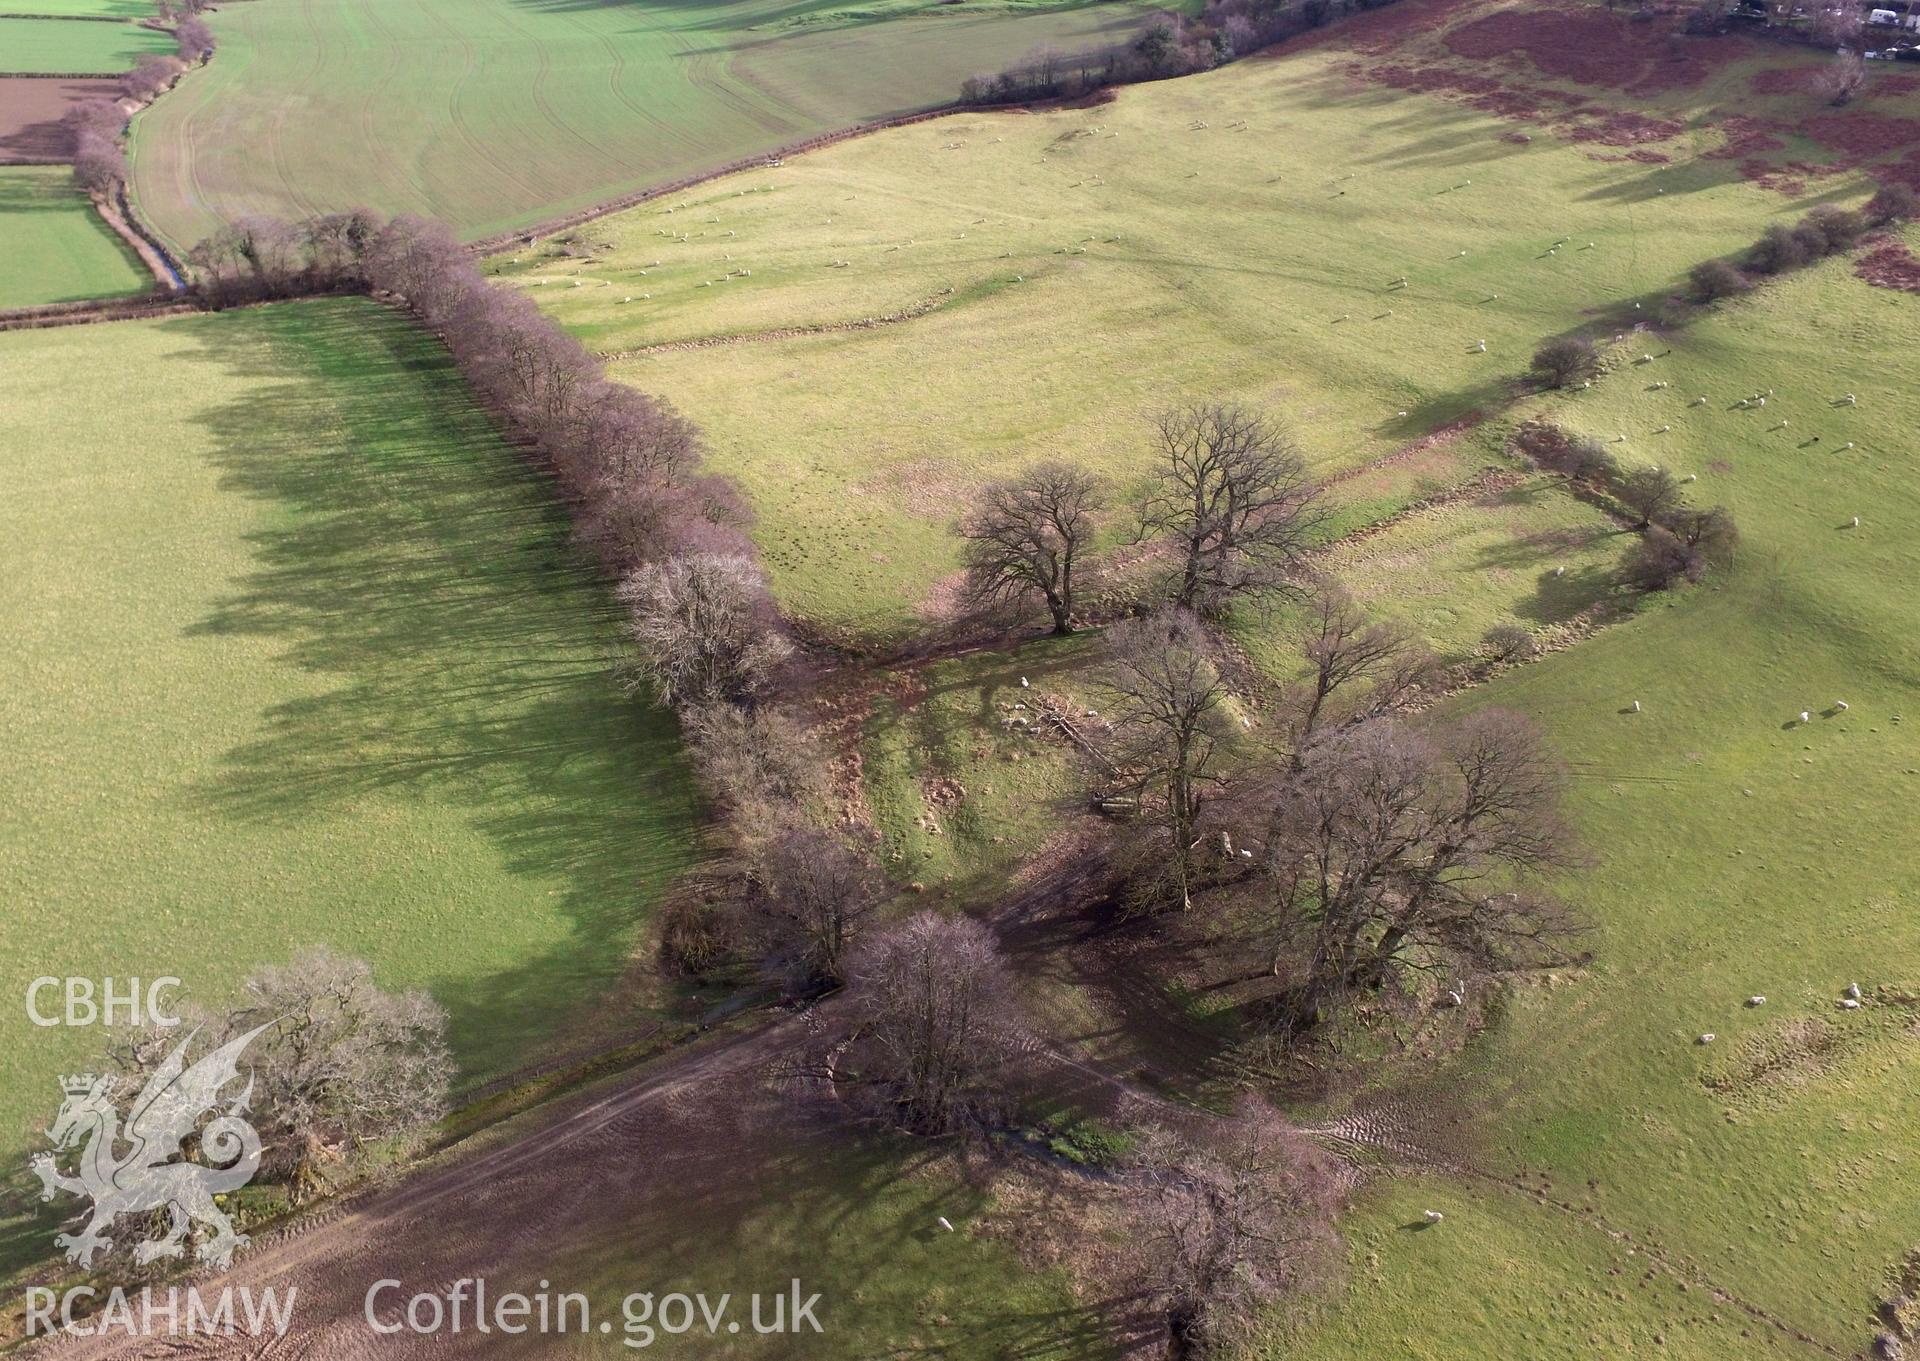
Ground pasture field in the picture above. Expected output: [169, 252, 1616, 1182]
[0, 300, 697, 1193]
[517, 8, 1877, 641]
[1282, 247, 1920, 1355]
[0, 165, 146, 307]
[512, 0, 1920, 1351]
[0, 15, 170, 73]
[124, 0, 1152, 253]
[7, 0, 155, 16]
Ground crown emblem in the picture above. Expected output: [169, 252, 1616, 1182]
[60, 1074, 99, 1095]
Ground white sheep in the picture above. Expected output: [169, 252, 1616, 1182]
[1632, 700, 1642, 713]
[1847, 982, 1862, 999]
[1019, 677, 1030, 688]
[1841, 998, 1862, 1010]
[1836, 700, 1850, 711]
[1554, 565, 1565, 577]
[1425, 1210, 1445, 1223]
[1850, 517, 1860, 528]
[1800, 711, 1810, 724]
[938, 1216, 955, 1232]
[1698, 1033, 1716, 1044]
[1748, 995, 1767, 1007]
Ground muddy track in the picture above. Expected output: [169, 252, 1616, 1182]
[27, 1018, 808, 1359]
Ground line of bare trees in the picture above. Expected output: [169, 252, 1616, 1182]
[1513, 420, 1739, 591]
[64, 49, 194, 199]
[959, 0, 1407, 106]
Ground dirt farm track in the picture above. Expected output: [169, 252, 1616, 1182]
[29, 1019, 807, 1359]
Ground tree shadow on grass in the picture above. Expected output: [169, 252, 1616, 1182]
[164, 300, 701, 1089]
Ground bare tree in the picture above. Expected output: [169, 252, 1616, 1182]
[71, 132, 127, 195]
[1529, 336, 1599, 390]
[120, 54, 182, 102]
[1291, 585, 1438, 745]
[1136, 403, 1324, 613]
[751, 824, 879, 990]
[174, 15, 214, 62]
[1106, 610, 1238, 911]
[1264, 711, 1577, 1030]
[617, 554, 792, 709]
[233, 949, 452, 1199]
[682, 701, 830, 833]
[852, 913, 1015, 1133]
[1130, 1122, 1312, 1358]
[1616, 465, 1684, 529]
[98, 950, 451, 1203]
[960, 462, 1104, 634]
[1816, 49, 1866, 106]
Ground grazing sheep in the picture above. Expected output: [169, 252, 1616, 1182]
[1019, 677, 1030, 688]
[1847, 982, 1862, 999]
[1851, 517, 1860, 528]
[938, 1216, 955, 1232]
[1632, 700, 1642, 713]
[1800, 711, 1810, 724]
[1748, 996, 1767, 1007]
[1836, 700, 1850, 711]
[1425, 1210, 1446, 1223]
[1554, 565, 1565, 577]
[1841, 998, 1862, 1011]
[1698, 1033, 1716, 1044]
[1445, 989, 1464, 1007]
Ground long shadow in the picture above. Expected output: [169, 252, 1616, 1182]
[167, 300, 700, 1086]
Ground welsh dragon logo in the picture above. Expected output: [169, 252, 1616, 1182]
[30, 1022, 273, 1270]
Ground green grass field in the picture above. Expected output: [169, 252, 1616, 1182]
[3, 0, 155, 16]
[510, 30, 1867, 641]
[0, 300, 697, 1190]
[124, 0, 1152, 253]
[0, 165, 147, 307]
[506, 2, 1920, 1351]
[0, 15, 170, 72]
[1282, 247, 1920, 1356]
